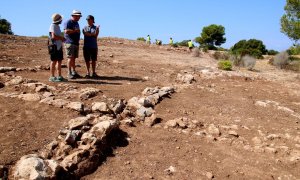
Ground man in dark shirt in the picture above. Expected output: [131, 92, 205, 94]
[82, 15, 99, 78]
[64, 10, 82, 79]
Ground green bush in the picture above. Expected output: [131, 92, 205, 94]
[0, 17, 13, 35]
[137, 37, 146, 42]
[267, 49, 279, 55]
[177, 40, 190, 47]
[218, 60, 232, 71]
[230, 39, 267, 59]
[287, 45, 300, 55]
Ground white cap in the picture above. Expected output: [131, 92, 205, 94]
[72, 10, 82, 17]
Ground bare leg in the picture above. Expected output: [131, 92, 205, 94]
[92, 61, 96, 74]
[68, 57, 75, 74]
[57, 61, 62, 76]
[50, 61, 57, 77]
[85, 61, 90, 75]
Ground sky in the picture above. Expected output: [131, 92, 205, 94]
[0, 0, 293, 51]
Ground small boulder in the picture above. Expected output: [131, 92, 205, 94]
[68, 117, 90, 130]
[136, 106, 154, 119]
[13, 154, 58, 180]
[65, 130, 82, 145]
[176, 73, 195, 84]
[18, 93, 41, 102]
[66, 102, 84, 112]
[92, 102, 111, 113]
[127, 97, 142, 109]
[164, 119, 178, 128]
[144, 114, 159, 127]
[207, 124, 221, 137]
[90, 120, 119, 139]
[111, 99, 126, 114]
[79, 88, 101, 100]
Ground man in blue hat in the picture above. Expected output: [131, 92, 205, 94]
[82, 15, 100, 78]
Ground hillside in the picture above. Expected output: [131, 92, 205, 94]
[0, 34, 299, 179]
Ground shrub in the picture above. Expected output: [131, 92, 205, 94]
[177, 40, 190, 47]
[171, 43, 178, 48]
[230, 54, 243, 66]
[285, 61, 300, 72]
[273, 51, 289, 68]
[0, 17, 13, 35]
[192, 48, 200, 57]
[267, 49, 279, 55]
[242, 55, 256, 70]
[287, 45, 300, 55]
[218, 60, 232, 71]
[213, 51, 229, 60]
[231, 39, 267, 59]
[137, 37, 146, 42]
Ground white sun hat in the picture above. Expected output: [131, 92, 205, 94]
[72, 10, 82, 17]
[52, 13, 63, 23]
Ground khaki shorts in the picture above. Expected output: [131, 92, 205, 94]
[65, 44, 79, 58]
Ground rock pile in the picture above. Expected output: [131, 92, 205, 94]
[12, 115, 119, 179]
[121, 86, 175, 126]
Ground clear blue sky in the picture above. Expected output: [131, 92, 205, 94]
[0, 0, 292, 51]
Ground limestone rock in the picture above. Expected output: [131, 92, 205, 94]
[228, 130, 239, 137]
[13, 154, 58, 180]
[142, 87, 160, 96]
[176, 73, 195, 84]
[66, 102, 84, 112]
[255, 101, 268, 107]
[127, 97, 142, 109]
[144, 114, 159, 127]
[136, 106, 154, 119]
[5, 76, 23, 86]
[111, 99, 126, 114]
[68, 117, 90, 130]
[138, 97, 155, 107]
[207, 124, 221, 136]
[90, 119, 119, 139]
[165, 119, 178, 128]
[92, 102, 111, 113]
[79, 88, 101, 100]
[65, 130, 82, 145]
[18, 93, 41, 102]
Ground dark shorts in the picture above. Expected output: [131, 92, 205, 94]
[189, 47, 193, 50]
[83, 48, 98, 62]
[50, 48, 63, 61]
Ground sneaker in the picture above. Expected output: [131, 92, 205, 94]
[68, 74, 76, 79]
[85, 74, 91, 79]
[49, 76, 56, 82]
[72, 71, 82, 78]
[55, 76, 66, 82]
[91, 73, 99, 78]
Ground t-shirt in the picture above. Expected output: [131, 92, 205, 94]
[63, 19, 80, 45]
[49, 24, 62, 50]
[83, 25, 98, 49]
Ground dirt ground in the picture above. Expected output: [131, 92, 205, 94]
[0, 34, 299, 179]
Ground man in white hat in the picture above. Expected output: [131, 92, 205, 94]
[64, 10, 82, 79]
[48, 13, 66, 82]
